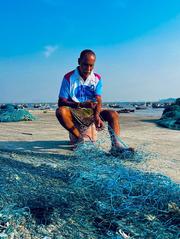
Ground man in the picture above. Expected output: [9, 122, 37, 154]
[56, 49, 134, 154]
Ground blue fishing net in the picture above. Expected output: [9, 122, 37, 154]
[0, 104, 35, 122]
[0, 141, 179, 238]
[0, 117, 179, 238]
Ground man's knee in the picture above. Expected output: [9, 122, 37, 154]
[56, 106, 68, 119]
[108, 110, 119, 121]
[101, 110, 119, 121]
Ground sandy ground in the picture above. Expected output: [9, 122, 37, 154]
[0, 110, 179, 182]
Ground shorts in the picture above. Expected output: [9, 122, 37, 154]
[70, 107, 95, 128]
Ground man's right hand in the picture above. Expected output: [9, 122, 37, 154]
[80, 101, 97, 109]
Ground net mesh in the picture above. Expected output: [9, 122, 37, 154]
[0, 124, 179, 238]
[0, 104, 36, 122]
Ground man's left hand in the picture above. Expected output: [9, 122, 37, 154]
[95, 115, 104, 131]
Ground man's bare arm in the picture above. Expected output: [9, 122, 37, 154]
[95, 95, 102, 116]
[94, 95, 104, 129]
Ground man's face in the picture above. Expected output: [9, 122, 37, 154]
[78, 54, 96, 79]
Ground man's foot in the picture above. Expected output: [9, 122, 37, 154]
[110, 146, 135, 158]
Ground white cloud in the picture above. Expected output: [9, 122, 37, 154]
[43, 45, 58, 58]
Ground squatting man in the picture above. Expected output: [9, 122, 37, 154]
[56, 49, 134, 155]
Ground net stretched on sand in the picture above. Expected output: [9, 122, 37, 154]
[0, 125, 179, 238]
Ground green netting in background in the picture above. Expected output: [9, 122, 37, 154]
[157, 98, 180, 130]
[0, 104, 35, 122]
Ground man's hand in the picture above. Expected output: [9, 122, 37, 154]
[95, 114, 104, 131]
[80, 101, 97, 109]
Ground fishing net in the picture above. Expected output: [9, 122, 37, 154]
[157, 98, 180, 130]
[0, 104, 36, 122]
[0, 124, 179, 238]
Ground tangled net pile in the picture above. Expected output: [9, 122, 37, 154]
[0, 125, 179, 238]
[157, 98, 180, 130]
[0, 104, 35, 122]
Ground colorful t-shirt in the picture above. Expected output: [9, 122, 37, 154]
[59, 68, 102, 103]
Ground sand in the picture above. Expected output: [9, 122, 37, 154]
[0, 109, 179, 182]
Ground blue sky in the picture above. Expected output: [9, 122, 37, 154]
[0, 0, 180, 102]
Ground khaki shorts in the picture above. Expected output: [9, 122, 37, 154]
[70, 107, 95, 128]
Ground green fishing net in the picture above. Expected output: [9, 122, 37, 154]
[0, 104, 35, 122]
[157, 98, 180, 130]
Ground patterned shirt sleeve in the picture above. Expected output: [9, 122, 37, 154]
[95, 79, 103, 96]
[58, 77, 70, 99]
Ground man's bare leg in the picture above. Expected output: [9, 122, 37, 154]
[100, 109, 134, 156]
[56, 107, 82, 140]
[100, 109, 122, 147]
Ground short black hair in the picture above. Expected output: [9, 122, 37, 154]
[79, 49, 96, 59]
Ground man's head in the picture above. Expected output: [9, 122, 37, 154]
[78, 49, 96, 79]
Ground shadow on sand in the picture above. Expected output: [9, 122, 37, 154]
[0, 140, 73, 155]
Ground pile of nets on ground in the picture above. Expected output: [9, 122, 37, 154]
[0, 104, 35, 122]
[0, 138, 179, 238]
[157, 98, 180, 130]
